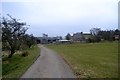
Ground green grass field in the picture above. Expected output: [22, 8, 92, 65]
[47, 42, 118, 78]
[2, 45, 40, 78]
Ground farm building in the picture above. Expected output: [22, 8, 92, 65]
[36, 34, 62, 44]
[57, 40, 72, 44]
[71, 32, 92, 42]
[36, 37, 61, 44]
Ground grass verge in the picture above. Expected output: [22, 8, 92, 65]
[2, 45, 40, 78]
[46, 42, 118, 78]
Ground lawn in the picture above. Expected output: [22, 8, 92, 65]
[2, 45, 40, 78]
[47, 42, 118, 78]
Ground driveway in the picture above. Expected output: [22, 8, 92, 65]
[21, 44, 76, 78]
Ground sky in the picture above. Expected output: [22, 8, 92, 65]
[1, 0, 119, 37]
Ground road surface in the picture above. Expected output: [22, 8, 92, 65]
[21, 44, 76, 78]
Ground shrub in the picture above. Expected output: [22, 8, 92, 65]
[21, 51, 29, 57]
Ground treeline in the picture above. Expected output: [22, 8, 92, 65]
[88, 29, 120, 43]
[98, 29, 120, 41]
[2, 14, 37, 58]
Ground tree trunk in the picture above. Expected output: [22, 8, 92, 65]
[8, 49, 15, 58]
[28, 45, 31, 48]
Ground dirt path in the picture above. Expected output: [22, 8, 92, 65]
[21, 44, 76, 78]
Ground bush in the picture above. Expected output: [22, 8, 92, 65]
[21, 51, 29, 57]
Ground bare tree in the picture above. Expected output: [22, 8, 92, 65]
[23, 34, 36, 48]
[2, 14, 28, 58]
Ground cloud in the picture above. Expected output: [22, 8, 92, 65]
[2, 0, 119, 36]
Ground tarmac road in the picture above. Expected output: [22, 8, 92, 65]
[21, 44, 76, 78]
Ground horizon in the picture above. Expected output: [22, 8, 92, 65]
[1, 0, 119, 37]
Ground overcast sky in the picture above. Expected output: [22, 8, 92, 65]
[1, 0, 119, 37]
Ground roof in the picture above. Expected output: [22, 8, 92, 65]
[83, 33, 92, 39]
[58, 40, 71, 42]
